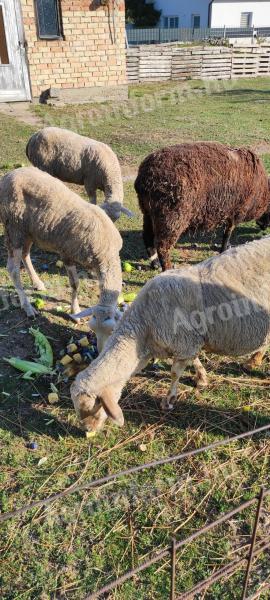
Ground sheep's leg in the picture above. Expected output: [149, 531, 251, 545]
[157, 232, 181, 271]
[162, 358, 190, 410]
[157, 244, 172, 271]
[143, 213, 159, 270]
[7, 249, 37, 317]
[193, 357, 208, 388]
[156, 223, 181, 271]
[84, 179, 97, 204]
[134, 356, 150, 375]
[244, 348, 267, 370]
[65, 265, 80, 315]
[221, 222, 235, 253]
[89, 191, 97, 205]
[22, 242, 46, 291]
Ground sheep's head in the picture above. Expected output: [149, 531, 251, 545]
[70, 385, 124, 432]
[257, 178, 270, 230]
[71, 305, 122, 352]
[101, 201, 134, 222]
[256, 212, 270, 230]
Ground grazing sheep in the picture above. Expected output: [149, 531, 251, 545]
[26, 127, 133, 222]
[0, 167, 123, 351]
[71, 235, 270, 431]
[135, 142, 270, 270]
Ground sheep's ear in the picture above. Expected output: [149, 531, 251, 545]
[70, 306, 96, 321]
[100, 388, 124, 427]
[120, 206, 134, 218]
[89, 315, 97, 332]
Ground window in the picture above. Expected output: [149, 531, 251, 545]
[35, 0, 62, 39]
[192, 14, 201, 29]
[240, 12, 253, 27]
[0, 6, 9, 64]
[163, 16, 179, 29]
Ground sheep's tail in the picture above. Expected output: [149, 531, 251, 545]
[25, 137, 31, 161]
[134, 177, 147, 214]
[0, 176, 5, 223]
[134, 171, 147, 213]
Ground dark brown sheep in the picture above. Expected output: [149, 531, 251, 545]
[135, 142, 270, 270]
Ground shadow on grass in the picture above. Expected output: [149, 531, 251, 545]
[1, 336, 269, 443]
[120, 222, 267, 263]
[0, 378, 268, 443]
[212, 88, 270, 101]
[0, 221, 266, 274]
[121, 386, 269, 438]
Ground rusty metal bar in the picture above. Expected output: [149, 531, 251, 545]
[241, 487, 266, 600]
[85, 546, 171, 600]
[174, 495, 262, 553]
[84, 492, 270, 600]
[1, 422, 270, 524]
[177, 555, 243, 600]
[170, 538, 177, 600]
[176, 538, 270, 600]
[245, 582, 270, 600]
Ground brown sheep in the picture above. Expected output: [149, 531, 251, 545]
[135, 142, 270, 270]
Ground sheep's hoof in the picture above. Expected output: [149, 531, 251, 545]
[150, 259, 160, 270]
[243, 362, 258, 371]
[161, 396, 175, 411]
[34, 280, 46, 292]
[71, 314, 81, 323]
[24, 304, 38, 318]
[244, 352, 264, 370]
[71, 304, 81, 320]
[196, 377, 208, 389]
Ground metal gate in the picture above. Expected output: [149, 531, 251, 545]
[0, 0, 31, 101]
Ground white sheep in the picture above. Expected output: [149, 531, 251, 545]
[26, 127, 133, 222]
[70, 235, 270, 431]
[0, 167, 123, 351]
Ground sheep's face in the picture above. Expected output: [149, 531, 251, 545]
[72, 393, 108, 431]
[256, 178, 270, 230]
[256, 212, 270, 230]
[70, 306, 122, 352]
[101, 201, 134, 222]
[71, 389, 124, 432]
[101, 201, 121, 222]
[89, 314, 118, 353]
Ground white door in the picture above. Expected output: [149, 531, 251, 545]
[0, 0, 31, 101]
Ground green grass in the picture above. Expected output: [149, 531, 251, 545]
[32, 77, 270, 167]
[0, 78, 270, 600]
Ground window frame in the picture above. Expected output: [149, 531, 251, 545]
[163, 15, 179, 29]
[0, 4, 10, 65]
[34, 0, 63, 40]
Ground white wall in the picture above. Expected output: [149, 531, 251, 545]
[153, 0, 210, 28]
[211, 1, 270, 27]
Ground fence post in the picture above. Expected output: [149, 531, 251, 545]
[223, 25, 226, 39]
[241, 487, 265, 600]
[170, 537, 177, 600]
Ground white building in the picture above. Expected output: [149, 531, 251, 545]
[152, 0, 270, 28]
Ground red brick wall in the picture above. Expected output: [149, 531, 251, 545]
[20, 0, 127, 98]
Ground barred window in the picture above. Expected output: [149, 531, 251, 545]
[192, 15, 201, 29]
[164, 16, 179, 29]
[35, 0, 62, 39]
[240, 12, 253, 28]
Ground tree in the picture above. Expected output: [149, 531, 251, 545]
[125, 0, 161, 27]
